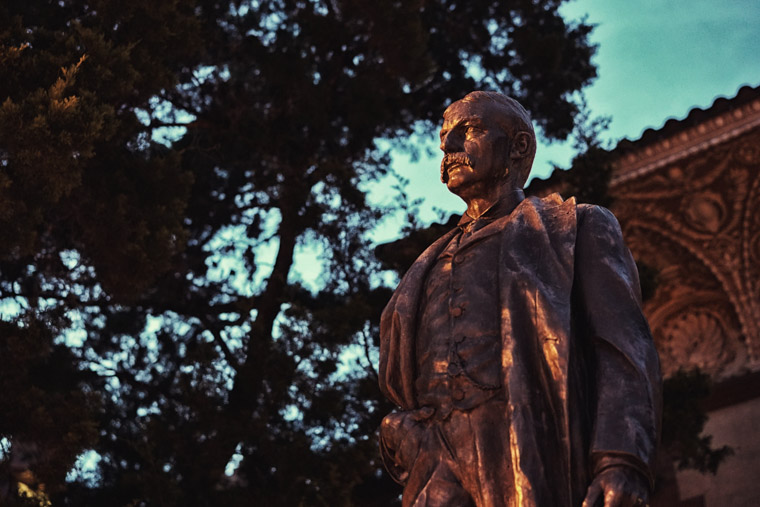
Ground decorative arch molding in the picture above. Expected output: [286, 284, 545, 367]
[611, 128, 760, 373]
[622, 220, 752, 358]
[618, 224, 748, 379]
[740, 162, 760, 341]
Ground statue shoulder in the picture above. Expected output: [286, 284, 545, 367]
[576, 203, 624, 237]
[527, 192, 577, 216]
[524, 195, 626, 243]
[521, 193, 578, 233]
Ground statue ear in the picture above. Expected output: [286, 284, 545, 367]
[510, 131, 532, 160]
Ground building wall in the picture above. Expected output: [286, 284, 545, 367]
[676, 398, 760, 506]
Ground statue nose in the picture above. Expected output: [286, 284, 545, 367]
[441, 131, 464, 153]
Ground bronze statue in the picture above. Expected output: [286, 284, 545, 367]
[378, 91, 662, 507]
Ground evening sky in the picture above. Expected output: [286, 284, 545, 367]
[383, 0, 760, 224]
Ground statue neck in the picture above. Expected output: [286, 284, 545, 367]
[464, 185, 523, 220]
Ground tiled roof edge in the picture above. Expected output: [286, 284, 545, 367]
[611, 83, 760, 185]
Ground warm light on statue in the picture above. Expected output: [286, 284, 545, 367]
[378, 91, 662, 507]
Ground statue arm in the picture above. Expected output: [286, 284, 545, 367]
[574, 205, 663, 496]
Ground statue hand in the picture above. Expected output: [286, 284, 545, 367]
[582, 466, 650, 507]
[379, 407, 433, 476]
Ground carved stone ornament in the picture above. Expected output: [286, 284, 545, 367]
[612, 128, 760, 371]
[682, 191, 727, 234]
[657, 308, 737, 377]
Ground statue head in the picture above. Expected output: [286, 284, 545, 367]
[439, 91, 536, 195]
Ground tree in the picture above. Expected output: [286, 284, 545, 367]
[0, 1, 597, 504]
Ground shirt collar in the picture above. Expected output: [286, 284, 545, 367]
[457, 188, 525, 230]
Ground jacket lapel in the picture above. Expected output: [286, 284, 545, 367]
[379, 227, 459, 409]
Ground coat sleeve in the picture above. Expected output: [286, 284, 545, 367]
[574, 204, 662, 486]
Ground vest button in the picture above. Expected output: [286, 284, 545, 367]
[447, 363, 460, 375]
[450, 306, 463, 317]
[452, 388, 465, 401]
[453, 253, 465, 264]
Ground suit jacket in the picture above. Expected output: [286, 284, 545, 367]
[379, 193, 662, 506]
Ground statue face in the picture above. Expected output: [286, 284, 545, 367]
[439, 100, 509, 197]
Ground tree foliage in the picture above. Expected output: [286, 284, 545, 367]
[661, 369, 733, 474]
[0, 1, 597, 504]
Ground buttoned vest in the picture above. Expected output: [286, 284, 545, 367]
[415, 220, 505, 419]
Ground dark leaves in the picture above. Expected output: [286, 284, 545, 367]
[0, 0, 598, 504]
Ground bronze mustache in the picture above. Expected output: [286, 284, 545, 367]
[440, 153, 473, 182]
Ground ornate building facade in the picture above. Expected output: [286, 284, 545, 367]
[609, 85, 760, 506]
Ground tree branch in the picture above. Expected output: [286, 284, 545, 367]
[198, 314, 241, 373]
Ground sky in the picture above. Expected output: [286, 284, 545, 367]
[382, 0, 760, 227]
